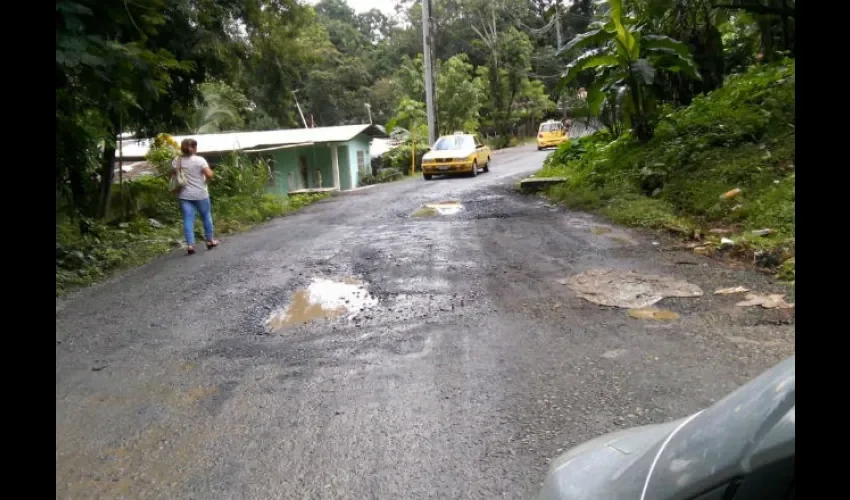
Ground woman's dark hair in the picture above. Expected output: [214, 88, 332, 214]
[181, 138, 198, 156]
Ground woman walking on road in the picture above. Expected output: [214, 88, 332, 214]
[171, 138, 220, 255]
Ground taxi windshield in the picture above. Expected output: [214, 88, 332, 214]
[433, 135, 474, 151]
[540, 123, 562, 132]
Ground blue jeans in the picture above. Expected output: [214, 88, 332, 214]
[179, 198, 214, 245]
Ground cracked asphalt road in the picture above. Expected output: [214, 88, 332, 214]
[56, 143, 794, 499]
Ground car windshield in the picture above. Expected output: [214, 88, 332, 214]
[540, 123, 562, 132]
[433, 135, 474, 151]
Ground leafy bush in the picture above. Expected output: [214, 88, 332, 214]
[544, 131, 613, 169]
[209, 154, 271, 198]
[539, 60, 795, 268]
[382, 140, 429, 173]
[361, 168, 404, 186]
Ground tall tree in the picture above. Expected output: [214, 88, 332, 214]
[559, 0, 701, 141]
[56, 0, 194, 217]
[437, 54, 486, 133]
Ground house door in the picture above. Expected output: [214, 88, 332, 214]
[299, 155, 308, 189]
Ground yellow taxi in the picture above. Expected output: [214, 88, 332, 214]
[537, 120, 569, 150]
[421, 132, 491, 180]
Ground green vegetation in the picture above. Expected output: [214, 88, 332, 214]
[559, 0, 701, 141]
[56, 150, 328, 296]
[540, 61, 795, 276]
[360, 169, 408, 186]
[57, 0, 797, 290]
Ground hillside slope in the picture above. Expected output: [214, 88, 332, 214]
[540, 61, 795, 283]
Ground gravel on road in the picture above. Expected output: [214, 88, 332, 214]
[56, 143, 794, 499]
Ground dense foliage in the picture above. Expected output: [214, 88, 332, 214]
[541, 60, 794, 274]
[559, 0, 701, 141]
[57, 0, 796, 290]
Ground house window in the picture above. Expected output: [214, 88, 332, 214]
[357, 150, 367, 177]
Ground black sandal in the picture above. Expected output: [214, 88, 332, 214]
[206, 239, 219, 250]
[187, 246, 196, 255]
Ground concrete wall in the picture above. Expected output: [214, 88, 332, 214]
[338, 145, 351, 191]
[266, 136, 374, 194]
[346, 135, 372, 189]
[269, 145, 336, 195]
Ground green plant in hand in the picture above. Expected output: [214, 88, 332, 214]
[146, 136, 179, 176]
[559, 0, 700, 141]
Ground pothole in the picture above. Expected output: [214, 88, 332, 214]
[468, 195, 504, 203]
[412, 200, 463, 217]
[265, 277, 378, 332]
[590, 226, 612, 235]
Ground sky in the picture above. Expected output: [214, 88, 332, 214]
[305, 0, 399, 15]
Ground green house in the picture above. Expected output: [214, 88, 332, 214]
[116, 124, 388, 194]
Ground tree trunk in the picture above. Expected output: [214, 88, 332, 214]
[780, 0, 789, 53]
[67, 163, 88, 217]
[97, 118, 119, 219]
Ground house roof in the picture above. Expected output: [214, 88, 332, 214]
[117, 124, 388, 160]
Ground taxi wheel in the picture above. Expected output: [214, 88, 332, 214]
[470, 161, 479, 177]
[483, 157, 490, 173]
[424, 174, 433, 181]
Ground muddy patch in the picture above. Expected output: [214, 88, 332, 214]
[412, 200, 464, 217]
[559, 268, 703, 309]
[265, 277, 378, 332]
[627, 308, 680, 321]
[590, 226, 613, 235]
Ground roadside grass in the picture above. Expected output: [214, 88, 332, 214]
[56, 174, 328, 296]
[360, 169, 414, 186]
[537, 60, 795, 283]
[484, 135, 536, 150]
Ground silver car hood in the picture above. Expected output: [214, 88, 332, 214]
[537, 356, 795, 500]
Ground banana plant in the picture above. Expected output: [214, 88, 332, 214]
[558, 0, 701, 141]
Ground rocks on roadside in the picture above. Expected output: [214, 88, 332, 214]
[736, 293, 794, 310]
[560, 268, 703, 309]
[519, 177, 568, 194]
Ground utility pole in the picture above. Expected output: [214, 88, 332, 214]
[554, 2, 562, 52]
[292, 90, 308, 129]
[421, 0, 437, 145]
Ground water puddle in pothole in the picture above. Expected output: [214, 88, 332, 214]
[265, 278, 378, 332]
[590, 226, 613, 235]
[412, 200, 464, 217]
[628, 308, 680, 321]
[608, 235, 636, 245]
